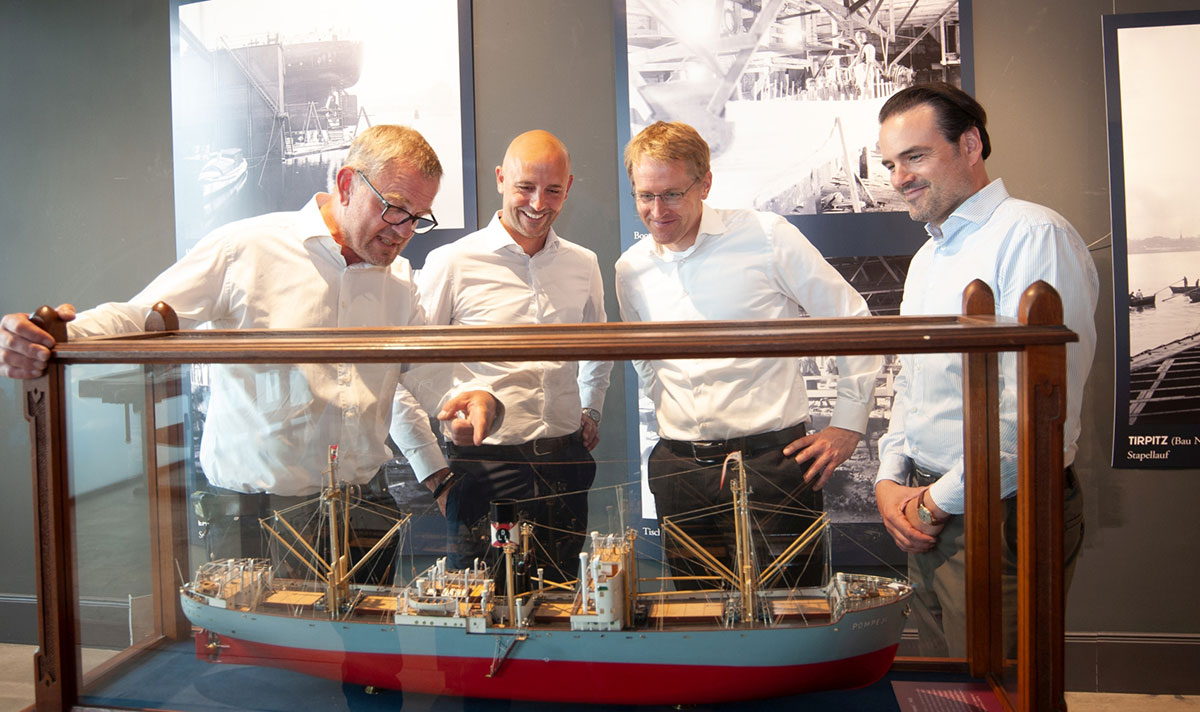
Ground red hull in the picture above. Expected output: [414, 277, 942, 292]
[196, 631, 898, 704]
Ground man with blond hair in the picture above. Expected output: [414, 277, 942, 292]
[615, 120, 881, 588]
[415, 130, 610, 581]
[0, 125, 499, 569]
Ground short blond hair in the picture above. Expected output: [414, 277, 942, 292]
[624, 121, 710, 183]
[337, 125, 443, 189]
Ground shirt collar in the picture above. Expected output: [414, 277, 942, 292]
[303, 194, 346, 262]
[485, 211, 559, 255]
[926, 178, 1009, 242]
[303, 193, 392, 270]
[650, 202, 726, 261]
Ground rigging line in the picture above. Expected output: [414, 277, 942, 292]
[527, 520, 589, 539]
[732, 458, 823, 510]
[526, 531, 573, 582]
[747, 501, 826, 518]
[441, 461, 705, 511]
[495, 473, 657, 506]
[662, 501, 736, 521]
[745, 508, 825, 589]
[442, 454, 605, 468]
[829, 524, 908, 579]
[1086, 231, 1112, 251]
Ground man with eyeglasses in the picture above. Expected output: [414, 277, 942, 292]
[0, 125, 500, 575]
[412, 130, 611, 582]
[614, 120, 881, 589]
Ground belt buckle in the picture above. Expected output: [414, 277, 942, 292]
[690, 440, 727, 464]
[532, 437, 555, 457]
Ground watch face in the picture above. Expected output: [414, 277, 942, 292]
[918, 504, 933, 525]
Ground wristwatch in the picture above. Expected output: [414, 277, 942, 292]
[431, 470, 459, 500]
[582, 408, 601, 425]
[916, 489, 947, 526]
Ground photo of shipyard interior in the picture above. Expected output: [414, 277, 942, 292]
[1, 2, 1197, 711]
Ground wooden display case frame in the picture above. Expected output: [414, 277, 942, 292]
[22, 280, 1073, 712]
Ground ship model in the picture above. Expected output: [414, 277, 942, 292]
[180, 446, 912, 705]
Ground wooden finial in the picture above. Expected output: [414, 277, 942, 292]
[144, 302, 179, 332]
[962, 279, 995, 317]
[28, 305, 67, 343]
[1018, 281, 1063, 326]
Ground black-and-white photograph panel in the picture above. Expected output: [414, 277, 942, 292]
[171, 0, 473, 258]
[614, 0, 971, 564]
[624, 0, 965, 216]
[1105, 11, 1200, 468]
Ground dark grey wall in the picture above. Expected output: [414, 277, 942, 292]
[970, 0, 1200, 690]
[0, 0, 177, 641]
[973, 0, 1200, 677]
[470, 1, 628, 479]
[2, 0, 1198, 693]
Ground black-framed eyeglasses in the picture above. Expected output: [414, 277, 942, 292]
[631, 176, 700, 206]
[356, 170, 438, 233]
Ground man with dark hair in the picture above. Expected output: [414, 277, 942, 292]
[616, 120, 882, 589]
[874, 83, 1097, 657]
[877, 81, 992, 160]
[0, 125, 500, 569]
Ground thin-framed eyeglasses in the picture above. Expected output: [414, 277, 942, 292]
[631, 176, 701, 207]
[356, 170, 438, 233]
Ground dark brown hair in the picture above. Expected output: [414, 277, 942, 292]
[879, 82, 991, 159]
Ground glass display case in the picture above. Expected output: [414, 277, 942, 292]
[20, 281, 1073, 711]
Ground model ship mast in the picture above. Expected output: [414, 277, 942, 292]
[325, 445, 348, 613]
[658, 450, 830, 621]
[259, 444, 410, 617]
[730, 452, 758, 619]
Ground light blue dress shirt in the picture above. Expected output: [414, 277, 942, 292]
[875, 179, 1098, 514]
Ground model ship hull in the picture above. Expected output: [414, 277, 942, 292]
[182, 576, 908, 705]
[181, 450, 910, 704]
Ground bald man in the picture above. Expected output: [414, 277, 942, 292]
[415, 130, 611, 581]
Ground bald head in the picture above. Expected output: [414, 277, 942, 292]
[503, 129, 571, 173]
[496, 130, 574, 255]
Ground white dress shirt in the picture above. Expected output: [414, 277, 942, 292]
[68, 194, 447, 495]
[875, 179, 1099, 514]
[414, 213, 611, 445]
[614, 204, 881, 441]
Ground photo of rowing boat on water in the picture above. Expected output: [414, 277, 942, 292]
[1105, 16, 1200, 466]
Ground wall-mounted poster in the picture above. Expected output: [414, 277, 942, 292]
[167, 0, 477, 552]
[612, 0, 973, 559]
[170, 0, 475, 262]
[1104, 11, 1200, 469]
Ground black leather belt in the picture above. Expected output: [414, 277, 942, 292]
[660, 423, 807, 462]
[909, 463, 1078, 491]
[911, 463, 941, 485]
[451, 429, 582, 458]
